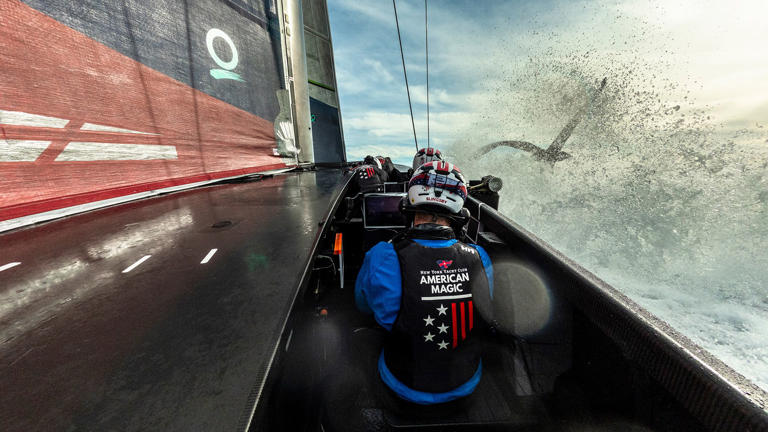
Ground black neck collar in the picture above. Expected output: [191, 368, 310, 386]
[406, 223, 455, 240]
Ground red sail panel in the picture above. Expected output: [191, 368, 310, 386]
[0, 1, 291, 222]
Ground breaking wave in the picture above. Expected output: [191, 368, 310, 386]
[450, 27, 768, 390]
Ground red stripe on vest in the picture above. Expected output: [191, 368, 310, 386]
[469, 300, 474, 330]
[451, 303, 458, 348]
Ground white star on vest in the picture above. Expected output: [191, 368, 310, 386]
[424, 332, 435, 342]
[436, 304, 448, 315]
[437, 323, 449, 334]
[437, 340, 449, 350]
[423, 315, 435, 326]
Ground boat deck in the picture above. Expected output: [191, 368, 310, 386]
[0, 168, 347, 431]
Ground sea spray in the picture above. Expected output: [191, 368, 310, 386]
[449, 13, 768, 390]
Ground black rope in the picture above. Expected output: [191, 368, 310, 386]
[425, 0, 430, 149]
[392, 0, 419, 151]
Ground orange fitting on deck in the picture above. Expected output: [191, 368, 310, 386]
[333, 232, 343, 255]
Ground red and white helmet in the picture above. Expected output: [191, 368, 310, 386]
[412, 147, 443, 170]
[407, 161, 468, 215]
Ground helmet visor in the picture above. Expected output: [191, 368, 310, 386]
[409, 172, 467, 201]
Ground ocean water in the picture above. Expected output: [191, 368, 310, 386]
[449, 26, 768, 390]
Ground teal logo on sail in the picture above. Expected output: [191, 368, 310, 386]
[206, 28, 245, 82]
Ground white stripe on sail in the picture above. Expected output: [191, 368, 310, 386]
[80, 123, 158, 135]
[0, 262, 22, 272]
[55, 142, 177, 161]
[0, 110, 69, 128]
[0, 139, 51, 161]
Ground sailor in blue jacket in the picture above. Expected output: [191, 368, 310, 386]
[355, 161, 493, 405]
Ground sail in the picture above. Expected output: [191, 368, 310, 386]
[0, 0, 290, 224]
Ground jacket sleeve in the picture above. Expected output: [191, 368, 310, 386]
[354, 242, 402, 331]
[469, 244, 493, 298]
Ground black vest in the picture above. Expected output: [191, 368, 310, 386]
[354, 164, 386, 193]
[384, 228, 490, 393]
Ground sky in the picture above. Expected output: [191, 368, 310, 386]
[326, 0, 768, 165]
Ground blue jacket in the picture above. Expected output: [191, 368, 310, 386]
[355, 237, 493, 404]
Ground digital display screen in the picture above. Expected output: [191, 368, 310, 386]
[363, 193, 408, 229]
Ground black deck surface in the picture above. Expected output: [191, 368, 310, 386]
[0, 169, 346, 432]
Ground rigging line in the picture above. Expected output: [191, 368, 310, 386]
[425, 0, 430, 149]
[392, 0, 419, 151]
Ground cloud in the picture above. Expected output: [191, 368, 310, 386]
[334, 66, 369, 95]
[362, 59, 395, 83]
[407, 85, 458, 107]
[347, 143, 415, 162]
[344, 109, 475, 139]
[344, 111, 414, 138]
[330, 0, 392, 24]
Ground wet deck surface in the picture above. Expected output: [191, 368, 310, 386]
[0, 169, 346, 431]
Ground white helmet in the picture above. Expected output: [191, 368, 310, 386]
[406, 161, 468, 215]
[412, 147, 443, 170]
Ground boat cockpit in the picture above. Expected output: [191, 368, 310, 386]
[249, 167, 765, 432]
